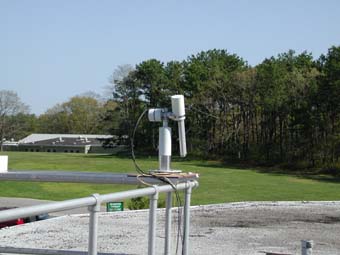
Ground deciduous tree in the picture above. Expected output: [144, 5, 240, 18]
[0, 90, 29, 150]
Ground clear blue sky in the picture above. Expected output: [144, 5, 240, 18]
[1, 0, 340, 115]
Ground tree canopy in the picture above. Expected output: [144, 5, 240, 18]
[3, 45, 340, 171]
[0, 90, 29, 150]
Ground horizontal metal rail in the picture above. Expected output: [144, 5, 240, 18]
[0, 171, 198, 185]
[0, 178, 198, 255]
[0, 181, 198, 222]
[0, 247, 130, 255]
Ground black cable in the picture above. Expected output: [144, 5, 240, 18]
[175, 190, 183, 255]
[130, 109, 148, 175]
[155, 176, 183, 255]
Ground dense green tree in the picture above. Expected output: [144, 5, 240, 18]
[254, 51, 320, 164]
[316, 46, 340, 164]
[164, 61, 186, 95]
[38, 104, 70, 133]
[38, 96, 106, 134]
[6, 113, 38, 140]
[135, 59, 168, 107]
[7, 46, 340, 171]
[183, 49, 247, 155]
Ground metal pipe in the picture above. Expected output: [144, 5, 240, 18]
[88, 194, 101, 255]
[148, 186, 159, 255]
[164, 192, 172, 255]
[183, 183, 192, 255]
[0, 181, 198, 223]
[177, 120, 187, 157]
[0, 171, 197, 185]
[0, 247, 129, 255]
[0, 180, 198, 255]
[0, 197, 96, 222]
[100, 181, 198, 204]
[159, 120, 171, 172]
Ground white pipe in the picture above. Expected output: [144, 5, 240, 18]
[183, 184, 192, 255]
[164, 192, 173, 255]
[0, 247, 123, 255]
[159, 127, 171, 156]
[88, 194, 101, 255]
[0, 171, 197, 185]
[148, 187, 159, 255]
[0, 181, 199, 222]
[177, 121, 187, 157]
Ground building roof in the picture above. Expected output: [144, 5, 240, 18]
[19, 134, 113, 144]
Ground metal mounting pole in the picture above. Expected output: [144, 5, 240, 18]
[148, 186, 159, 255]
[88, 194, 101, 255]
[183, 183, 192, 255]
[159, 119, 171, 172]
[164, 192, 173, 255]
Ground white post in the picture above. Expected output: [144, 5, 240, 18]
[148, 187, 159, 255]
[159, 121, 171, 172]
[88, 194, 101, 255]
[183, 183, 192, 255]
[164, 192, 173, 255]
[0, 155, 8, 173]
[301, 240, 313, 255]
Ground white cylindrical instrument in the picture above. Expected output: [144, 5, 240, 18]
[171, 95, 187, 157]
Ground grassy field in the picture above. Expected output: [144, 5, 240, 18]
[1, 151, 340, 205]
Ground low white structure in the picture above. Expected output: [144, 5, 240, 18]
[18, 134, 113, 144]
[4, 133, 128, 154]
[0, 155, 8, 173]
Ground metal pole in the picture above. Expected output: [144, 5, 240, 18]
[301, 240, 313, 255]
[0, 247, 128, 255]
[159, 119, 171, 172]
[88, 194, 101, 255]
[0, 181, 198, 223]
[183, 183, 192, 255]
[164, 192, 173, 255]
[148, 186, 159, 255]
[0, 171, 193, 185]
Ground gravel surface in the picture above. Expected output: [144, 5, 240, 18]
[0, 201, 340, 255]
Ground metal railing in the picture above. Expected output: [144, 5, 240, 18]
[0, 180, 198, 255]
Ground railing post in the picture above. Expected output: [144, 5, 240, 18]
[183, 182, 192, 255]
[148, 186, 159, 255]
[164, 192, 172, 255]
[301, 240, 313, 255]
[88, 193, 101, 255]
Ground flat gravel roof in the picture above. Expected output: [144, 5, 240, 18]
[0, 201, 340, 255]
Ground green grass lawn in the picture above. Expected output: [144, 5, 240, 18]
[1, 151, 340, 205]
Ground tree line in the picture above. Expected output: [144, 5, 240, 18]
[1, 45, 339, 171]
